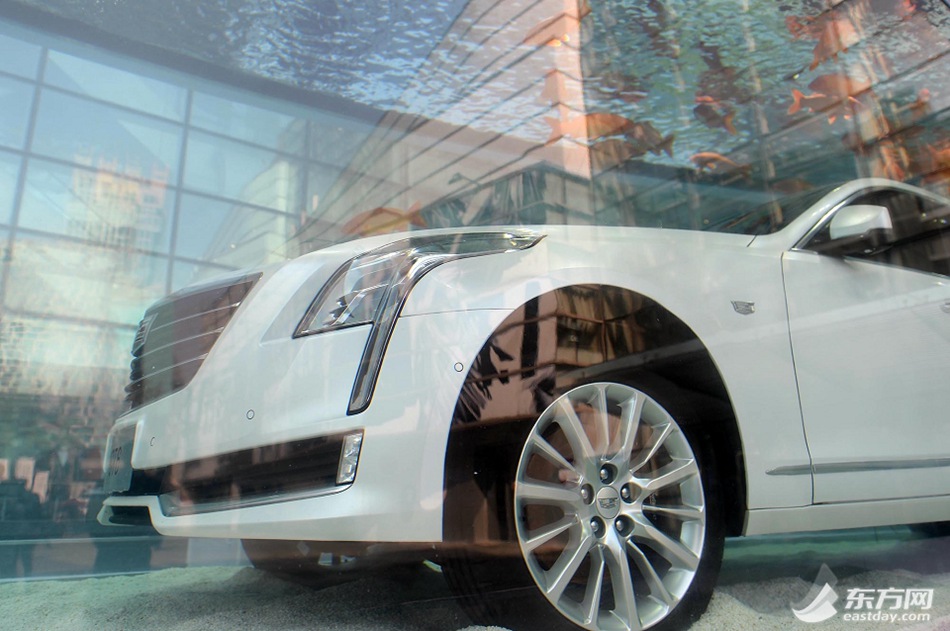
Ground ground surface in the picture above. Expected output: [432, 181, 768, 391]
[1, 527, 948, 630]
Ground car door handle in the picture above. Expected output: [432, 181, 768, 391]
[943, 301, 950, 314]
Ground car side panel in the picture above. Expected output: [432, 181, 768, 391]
[405, 231, 813, 512]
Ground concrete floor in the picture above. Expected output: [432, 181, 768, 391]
[0, 526, 948, 630]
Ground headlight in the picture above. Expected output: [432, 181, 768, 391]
[296, 230, 543, 413]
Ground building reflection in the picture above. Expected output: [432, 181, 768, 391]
[0, 0, 947, 578]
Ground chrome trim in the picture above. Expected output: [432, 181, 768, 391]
[158, 484, 350, 517]
[347, 231, 544, 414]
[767, 457, 950, 476]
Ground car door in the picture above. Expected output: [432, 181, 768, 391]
[782, 185, 950, 504]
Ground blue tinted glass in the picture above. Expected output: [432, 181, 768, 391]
[0, 314, 134, 377]
[191, 92, 306, 154]
[19, 158, 174, 253]
[183, 132, 299, 212]
[45, 51, 187, 121]
[0, 75, 33, 149]
[176, 193, 298, 265]
[171, 260, 238, 292]
[0, 151, 19, 224]
[5, 233, 168, 326]
[0, 32, 41, 78]
[32, 90, 183, 182]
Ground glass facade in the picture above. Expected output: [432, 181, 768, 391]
[0, 1, 948, 629]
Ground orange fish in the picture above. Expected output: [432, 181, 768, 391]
[871, 144, 906, 181]
[809, 16, 861, 70]
[342, 202, 425, 237]
[625, 121, 674, 157]
[786, 15, 822, 40]
[545, 113, 637, 145]
[693, 96, 737, 135]
[690, 152, 749, 173]
[523, 0, 591, 47]
[788, 74, 870, 123]
[590, 139, 643, 173]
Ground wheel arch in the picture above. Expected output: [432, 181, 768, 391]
[441, 283, 747, 545]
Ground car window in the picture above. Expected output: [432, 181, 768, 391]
[805, 188, 950, 277]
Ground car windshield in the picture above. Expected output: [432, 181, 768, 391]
[699, 183, 841, 235]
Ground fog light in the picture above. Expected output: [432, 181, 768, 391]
[336, 431, 363, 484]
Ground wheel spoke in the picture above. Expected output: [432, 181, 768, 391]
[556, 397, 597, 462]
[528, 433, 579, 479]
[581, 546, 607, 625]
[544, 532, 595, 602]
[517, 480, 580, 507]
[615, 392, 645, 464]
[626, 540, 676, 610]
[590, 383, 611, 456]
[523, 514, 577, 553]
[629, 422, 672, 472]
[642, 503, 704, 524]
[639, 458, 698, 494]
[604, 536, 642, 631]
[632, 515, 700, 571]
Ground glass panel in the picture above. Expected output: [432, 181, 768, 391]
[0, 151, 19, 224]
[0, 75, 33, 150]
[19, 158, 174, 253]
[45, 51, 187, 121]
[5, 233, 168, 327]
[0, 32, 41, 78]
[182, 131, 301, 212]
[309, 116, 372, 167]
[31, 90, 182, 183]
[190, 92, 306, 154]
[176, 193, 299, 266]
[171, 260, 238, 292]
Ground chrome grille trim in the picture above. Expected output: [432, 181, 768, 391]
[124, 273, 262, 411]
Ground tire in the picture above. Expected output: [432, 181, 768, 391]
[241, 539, 366, 589]
[445, 381, 725, 631]
[909, 522, 950, 538]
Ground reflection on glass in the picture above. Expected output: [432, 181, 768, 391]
[19, 158, 174, 253]
[0, 32, 40, 78]
[191, 92, 306, 154]
[32, 90, 182, 183]
[0, 151, 19, 224]
[45, 51, 188, 121]
[5, 233, 168, 327]
[176, 193, 298, 266]
[0, 75, 33, 150]
[171, 260, 237, 292]
[183, 131, 301, 212]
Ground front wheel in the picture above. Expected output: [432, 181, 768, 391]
[450, 381, 725, 631]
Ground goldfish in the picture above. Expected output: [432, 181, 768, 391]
[523, 0, 591, 47]
[590, 139, 644, 173]
[695, 43, 751, 103]
[771, 177, 814, 194]
[870, 144, 907, 181]
[787, 73, 871, 123]
[625, 121, 674, 157]
[690, 152, 749, 174]
[342, 202, 425, 237]
[809, 16, 861, 70]
[693, 96, 737, 135]
[545, 113, 637, 145]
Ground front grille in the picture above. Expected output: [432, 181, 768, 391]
[125, 273, 262, 410]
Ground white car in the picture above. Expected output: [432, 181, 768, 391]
[100, 178, 950, 631]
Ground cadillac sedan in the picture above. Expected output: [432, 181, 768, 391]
[100, 178, 950, 631]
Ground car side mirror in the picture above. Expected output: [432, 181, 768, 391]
[809, 204, 894, 256]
